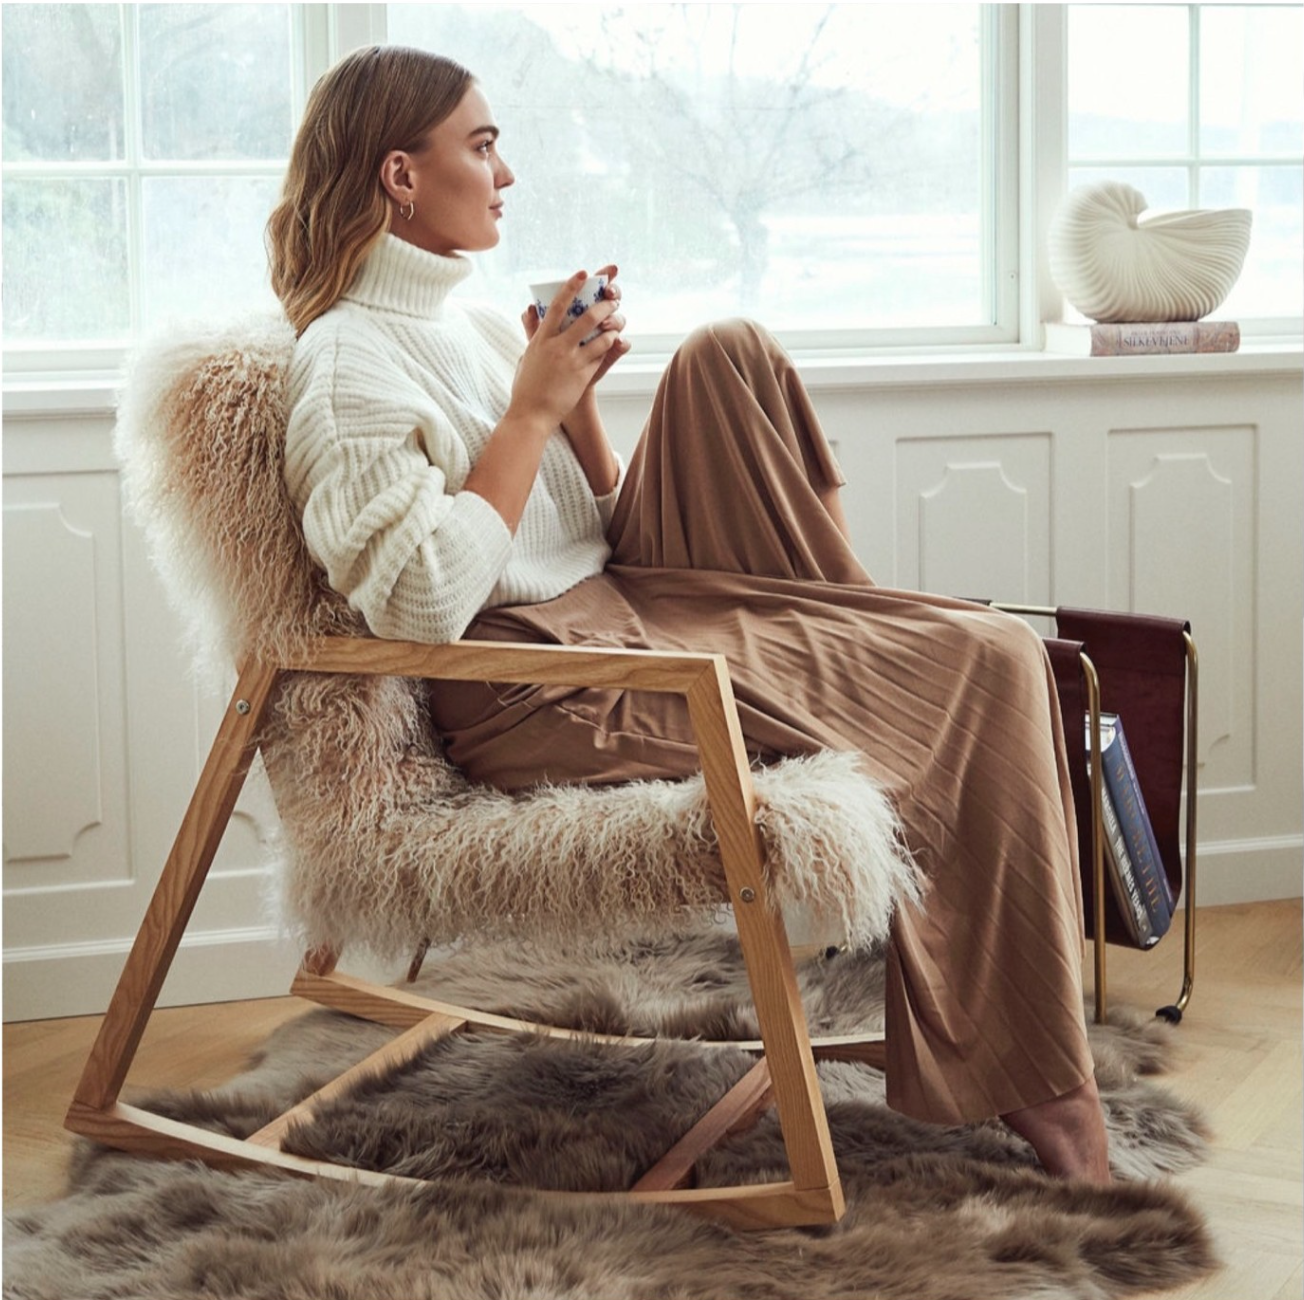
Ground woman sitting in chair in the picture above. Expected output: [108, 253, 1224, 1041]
[267, 45, 1111, 1184]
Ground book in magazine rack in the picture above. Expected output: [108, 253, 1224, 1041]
[992, 604, 1199, 1025]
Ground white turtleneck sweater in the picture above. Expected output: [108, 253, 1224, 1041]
[284, 235, 622, 644]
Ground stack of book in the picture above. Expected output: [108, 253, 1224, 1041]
[1045, 320, 1240, 357]
[1085, 711, 1176, 949]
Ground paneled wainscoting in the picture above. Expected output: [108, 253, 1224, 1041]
[4, 348, 1300, 1020]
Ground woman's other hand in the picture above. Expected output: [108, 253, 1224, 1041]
[514, 266, 625, 499]
[578, 263, 630, 390]
[513, 267, 628, 427]
[467, 269, 625, 531]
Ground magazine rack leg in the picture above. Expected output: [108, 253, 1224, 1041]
[1157, 632, 1199, 1023]
[1081, 654, 1107, 1024]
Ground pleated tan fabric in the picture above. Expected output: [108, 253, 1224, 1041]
[428, 319, 1094, 1126]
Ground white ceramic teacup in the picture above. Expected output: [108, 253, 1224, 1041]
[528, 273, 608, 343]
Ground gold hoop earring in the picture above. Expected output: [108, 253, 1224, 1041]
[399, 200, 415, 221]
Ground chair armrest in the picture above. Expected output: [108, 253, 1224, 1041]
[278, 634, 721, 695]
[271, 635, 763, 893]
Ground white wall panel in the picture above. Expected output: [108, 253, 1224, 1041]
[2, 470, 136, 961]
[4, 355, 1300, 1019]
[3, 421, 298, 1020]
[896, 434, 1052, 603]
[1108, 430, 1255, 779]
[3, 503, 105, 866]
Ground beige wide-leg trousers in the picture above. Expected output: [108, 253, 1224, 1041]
[429, 320, 1094, 1127]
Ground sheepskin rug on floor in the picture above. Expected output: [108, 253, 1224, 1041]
[6, 928, 1218, 1300]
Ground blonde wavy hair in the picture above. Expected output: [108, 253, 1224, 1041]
[267, 46, 473, 334]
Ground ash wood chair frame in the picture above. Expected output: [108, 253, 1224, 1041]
[65, 635, 890, 1231]
[992, 604, 1200, 1026]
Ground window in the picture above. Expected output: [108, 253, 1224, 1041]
[1066, 3, 1303, 328]
[1, 3, 298, 369]
[1, 2, 1300, 381]
[386, 2, 1014, 349]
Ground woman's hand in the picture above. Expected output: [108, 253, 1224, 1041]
[469, 269, 626, 526]
[514, 267, 629, 427]
[578, 263, 631, 391]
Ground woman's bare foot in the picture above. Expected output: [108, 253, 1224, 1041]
[1002, 1076, 1112, 1184]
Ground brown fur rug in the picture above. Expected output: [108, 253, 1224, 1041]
[5, 929, 1218, 1300]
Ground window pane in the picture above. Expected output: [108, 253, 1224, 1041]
[140, 3, 293, 160]
[1068, 5, 1189, 159]
[1, 178, 129, 341]
[387, 2, 988, 334]
[1201, 165, 1303, 319]
[1066, 165, 1191, 213]
[141, 176, 282, 324]
[0, 4, 124, 162]
[1201, 6, 1304, 157]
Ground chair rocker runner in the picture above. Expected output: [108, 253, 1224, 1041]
[66, 633, 892, 1230]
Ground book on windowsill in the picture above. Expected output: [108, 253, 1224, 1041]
[1044, 319, 1240, 357]
[1086, 711, 1174, 945]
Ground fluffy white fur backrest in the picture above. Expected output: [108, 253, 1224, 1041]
[114, 311, 364, 682]
[114, 314, 919, 960]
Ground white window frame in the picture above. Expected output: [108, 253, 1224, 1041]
[0, 4, 389, 383]
[1061, 2, 1304, 341]
[1, 2, 1298, 406]
[371, 2, 1025, 358]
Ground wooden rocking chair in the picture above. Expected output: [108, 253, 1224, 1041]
[64, 317, 917, 1230]
[65, 636, 883, 1229]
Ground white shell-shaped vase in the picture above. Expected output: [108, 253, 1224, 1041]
[1048, 181, 1252, 323]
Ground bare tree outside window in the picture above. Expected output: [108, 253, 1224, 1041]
[391, 2, 987, 336]
[578, 5, 899, 309]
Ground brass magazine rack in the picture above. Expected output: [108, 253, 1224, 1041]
[993, 604, 1198, 1025]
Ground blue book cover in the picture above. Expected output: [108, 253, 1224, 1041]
[1099, 713, 1173, 940]
[1101, 781, 1158, 948]
[1085, 714, 1159, 948]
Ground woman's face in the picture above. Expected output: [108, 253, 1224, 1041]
[384, 82, 515, 256]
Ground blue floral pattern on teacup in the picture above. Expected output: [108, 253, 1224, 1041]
[531, 274, 608, 342]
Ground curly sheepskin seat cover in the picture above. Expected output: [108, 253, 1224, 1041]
[113, 313, 920, 963]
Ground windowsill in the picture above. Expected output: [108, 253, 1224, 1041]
[4, 338, 1301, 419]
[599, 337, 1304, 395]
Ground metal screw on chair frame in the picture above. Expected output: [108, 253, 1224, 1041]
[739, 887, 756, 903]
[235, 699, 251, 715]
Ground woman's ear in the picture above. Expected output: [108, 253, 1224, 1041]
[379, 150, 414, 206]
